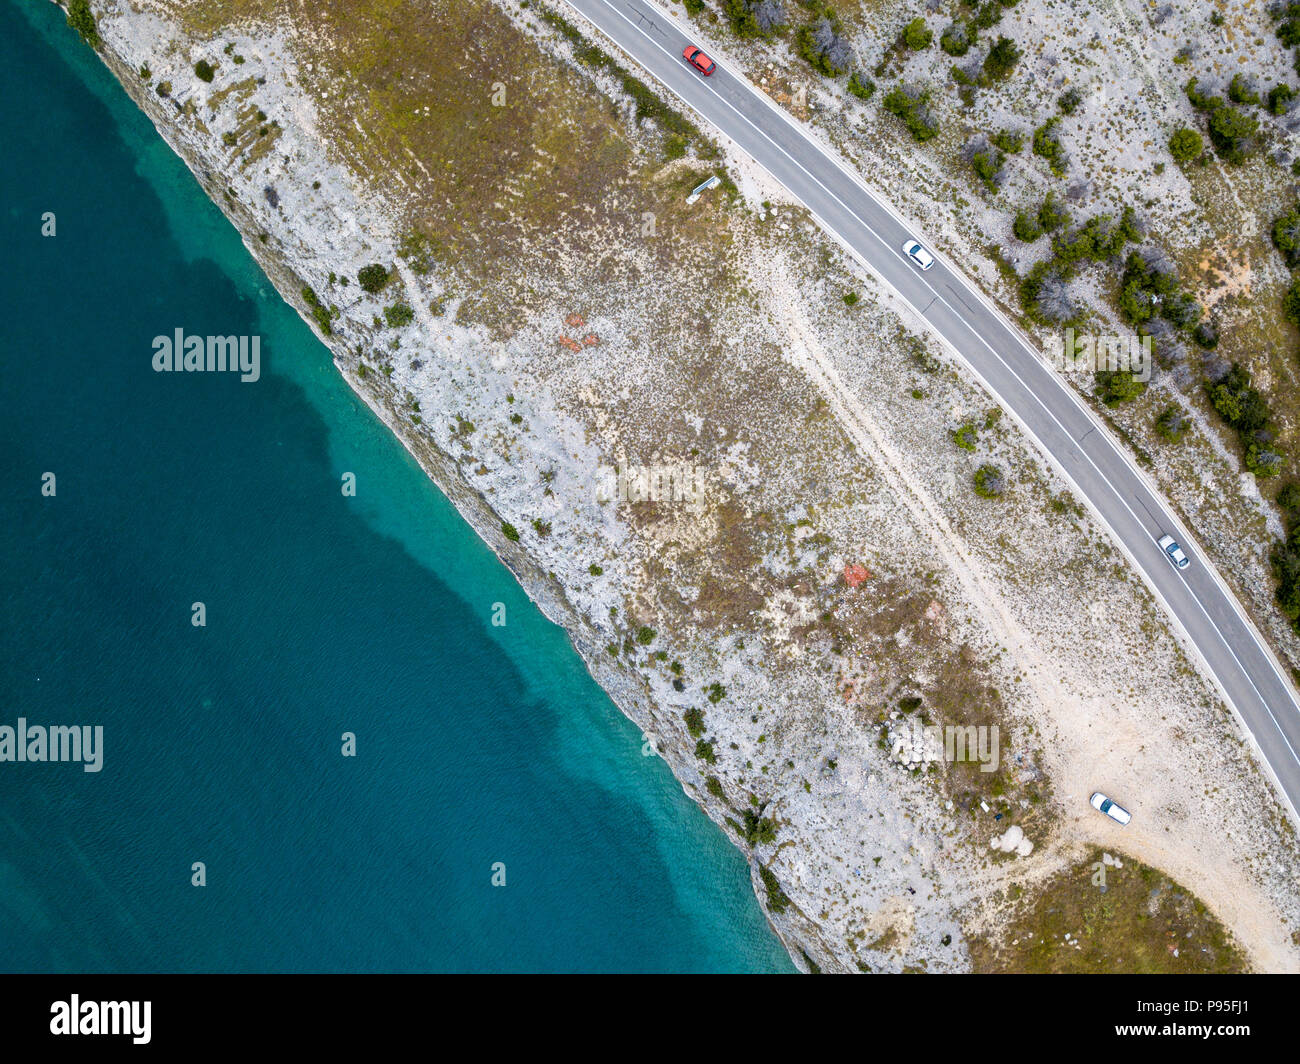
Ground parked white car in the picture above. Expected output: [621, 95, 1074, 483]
[902, 239, 934, 271]
[1090, 791, 1132, 826]
[1157, 534, 1190, 570]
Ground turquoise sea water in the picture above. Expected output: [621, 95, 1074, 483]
[0, 0, 792, 972]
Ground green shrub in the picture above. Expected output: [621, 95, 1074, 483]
[1019, 262, 1076, 324]
[1206, 363, 1273, 441]
[1095, 370, 1146, 406]
[882, 84, 939, 141]
[1032, 117, 1066, 174]
[67, 0, 99, 47]
[1228, 73, 1260, 106]
[706, 681, 726, 703]
[902, 17, 933, 50]
[695, 739, 718, 765]
[982, 36, 1021, 81]
[684, 708, 706, 738]
[1184, 76, 1223, 112]
[501, 521, 521, 542]
[1036, 190, 1070, 232]
[1273, 205, 1300, 267]
[723, 0, 784, 36]
[636, 625, 656, 645]
[797, 12, 853, 77]
[759, 864, 790, 913]
[384, 303, 415, 328]
[1057, 88, 1084, 115]
[1052, 208, 1140, 267]
[1283, 276, 1300, 327]
[973, 464, 1006, 498]
[357, 264, 390, 293]
[972, 147, 1004, 191]
[705, 776, 725, 799]
[194, 60, 216, 83]
[1168, 126, 1203, 163]
[741, 809, 778, 846]
[990, 128, 1023, 153]
[1268, 84, 1296, 115]
[1207, 104, 1258, 163]
[1012, 209, 1042, 241]
[847, 72, 876, 100]
[1247, 443, 1283, 477]
[1155, 405, 1190, 443]
[953, 423, 978, 450]
[972, 0, 1002, 30]
[940, 22, 971, 56]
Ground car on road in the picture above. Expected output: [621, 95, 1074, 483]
[683, 45, 715, 76]
[902, 239, 934, 271]
[1090, 791, 1132, 825]
[1158, 533, 1190, 570]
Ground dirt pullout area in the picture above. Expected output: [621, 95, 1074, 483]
[80, 0, 1300, 970]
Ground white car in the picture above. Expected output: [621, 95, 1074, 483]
[1090, 791, 1132, 826]
[902, 239, 934, 271]
[1157, 534, 1190, 571]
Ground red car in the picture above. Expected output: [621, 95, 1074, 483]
[683, 45, 716, 76]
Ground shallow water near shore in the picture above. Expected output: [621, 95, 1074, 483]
[0, 0, 793, 973]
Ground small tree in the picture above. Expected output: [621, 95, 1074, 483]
[971, 148, 1005, 191]
[384, 303, 415, 328]
[991, 129, 1023, 153]
[1032, 117, 1067, 175]
[983, 36, 1022, 82]
[940, 22, 971, 57]
[1058, 88, 1084, 115]
[798, 15, 852, 77]
[973, 464, 1006, 498]
[67, 0, 99, 46]
[1268, 84, 1297, 115]
[1155, 405, 1190, 443]
[1227, 73, 1260, 107]
[1012, 210, 1042, 241]
[1273, 206, 1300, 267]
[1284, 275, 1300, 327]
[847, 72, 875, 100]
[902, 17, 933, 50]
[1095, 370, 1146, 406]
[1168, 126, 1203, 163]
[1036, 190, 1070, 232]
[1207, 105, 1259, 163]
[357, 264, 390, 293]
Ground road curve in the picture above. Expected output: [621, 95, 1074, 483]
[564, 0, 1300, 819]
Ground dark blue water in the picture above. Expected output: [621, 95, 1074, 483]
[0, 0, 791, 973]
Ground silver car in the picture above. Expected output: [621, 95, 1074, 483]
[1158, 534, 1190, 570]
[1090, 791, 1132, 826]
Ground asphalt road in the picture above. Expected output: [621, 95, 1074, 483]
[565, 0, 1300, 819]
